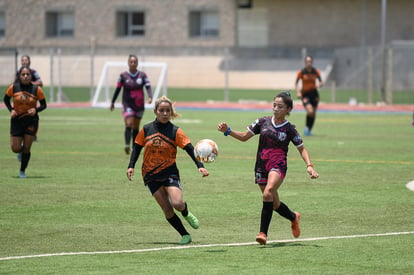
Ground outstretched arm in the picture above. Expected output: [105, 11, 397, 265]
[217, 122, 254, 142]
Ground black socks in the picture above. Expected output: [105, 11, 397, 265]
[181, 202, 189, 217]
[306, 115, 315, 130]
[20, 152, 31, 172]
[275, 202, 296, 221]
[124, 127, 132, 146]
[259, 201, 274, 235]
[167, 214, 189, 236]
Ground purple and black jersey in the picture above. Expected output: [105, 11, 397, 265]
[248, 116, 303, 177]
[116, 70, 152, 111]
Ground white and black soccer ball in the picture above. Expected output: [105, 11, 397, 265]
[194, 139, 219, 163]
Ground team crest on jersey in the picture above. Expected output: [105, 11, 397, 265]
[152, 137, 162, 147]
[278, 132, 287, 141]
[251, 119, 259, 128]
[293, 135, 301, 143]
[136, 78, 143, 85]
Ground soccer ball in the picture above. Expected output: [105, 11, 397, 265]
[194, 139, 219, 163]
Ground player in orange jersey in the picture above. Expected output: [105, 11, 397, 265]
[126, 96, 209, 245]
[295, 55, 323, 136]
[3, 66, 47, 178]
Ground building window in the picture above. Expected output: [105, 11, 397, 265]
[189, 10, 219, 38]
[46, 11, 74, 37]
[0, 12, 5, 36]
[116, 11, 145, 37]
[237, 0, 253, 9]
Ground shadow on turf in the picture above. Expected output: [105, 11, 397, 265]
[13, 176, 50, 179]
[203, 249, 227, 253]
[259, 242, 321, 249]
[151, 241, 185, 245]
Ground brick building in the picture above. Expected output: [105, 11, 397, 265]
[0, 0, 413, 90]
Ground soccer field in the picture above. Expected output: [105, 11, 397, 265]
[0, 107, 413, 274]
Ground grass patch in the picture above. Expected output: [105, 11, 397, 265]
[0, 108, 413, 274]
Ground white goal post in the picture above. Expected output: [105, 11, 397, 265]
[92, 61, 168, 108]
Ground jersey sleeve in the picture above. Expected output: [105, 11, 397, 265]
[31, 69, 42, 82]
[5, 84, 13, 97]
[289, 125, 304, 147]
[135, 128, 146, 146]
[142, 72, 151, 87]
[296, 70, 303, 80]
[37, 86, 45, 100]
[316, 69, 322, 81]
[116, 73, 124, 88]
[247, 117, 264, 135]
[175, 128, 191, 149]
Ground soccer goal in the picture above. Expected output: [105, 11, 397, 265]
[92, 61, 168, 108]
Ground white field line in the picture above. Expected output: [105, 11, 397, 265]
[1, 231, 413, 262]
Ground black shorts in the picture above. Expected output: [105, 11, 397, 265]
[301, 89, 319, 108]
[10, 116, 39, 137]
[122, 105, 145, 119]
[145, 175, 182, 195]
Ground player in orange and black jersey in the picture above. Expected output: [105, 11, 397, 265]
[3, 66, 47, 178]
[16, 55, 43, 142]
[126, 96, 209, 245]
[295, 55, 323, 136]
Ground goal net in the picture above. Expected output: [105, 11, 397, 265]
[92, 61, 168, 108]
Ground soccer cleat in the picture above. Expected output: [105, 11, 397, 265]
[124, 146, 130, 155]
[256, 232, 267, 245]
[291, 212, 301, 238]
[184, 212, 199, 229]
[17, 153, 22, 162]
[179, 234, 192, 245]
[303, 127, 312, 136]
[19, 171, 26, 178]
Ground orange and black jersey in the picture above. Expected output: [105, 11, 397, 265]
[128, 119, 204, 184]
[3, 82, 46, 118]
[296, 67, 322, 94]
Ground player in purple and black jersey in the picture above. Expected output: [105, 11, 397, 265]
[110, 54, 153, 155]
[16, 55, 43, 87]
[217, 91, 319, 245]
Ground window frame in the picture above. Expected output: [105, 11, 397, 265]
[189, 9, 220, 38]
[237, 0, 253, 9]
[0, 11, 5, 37]
[116, 10, 146, 37]
[45, 10, 75, 38]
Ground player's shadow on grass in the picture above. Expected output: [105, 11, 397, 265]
[260, 242, 321, 249]
[203, 249, 227, 253]
[151, 241, 185, 245]
[13, 176, 50, 179]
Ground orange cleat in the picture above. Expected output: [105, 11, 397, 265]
[291, 212, 301, 238]
[256, 232, 267, 245]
